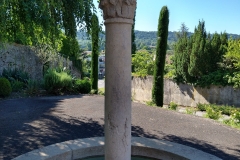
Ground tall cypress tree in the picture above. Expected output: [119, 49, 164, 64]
[188, 20, 207, 78]
[174, 23, 192, 82]
[90, 14, 99, 92]
[152, 6, 169, 107]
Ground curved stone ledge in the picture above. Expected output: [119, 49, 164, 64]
[12, 137, 221, 160]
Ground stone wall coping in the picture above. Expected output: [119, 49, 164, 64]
[12, 137, 221, 160]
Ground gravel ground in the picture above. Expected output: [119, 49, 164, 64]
[0, 95, 240, 160]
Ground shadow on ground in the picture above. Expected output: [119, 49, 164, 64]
[0, 96, 238, 160]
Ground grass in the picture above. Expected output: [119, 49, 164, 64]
[185, 107, 196, 115]
[146, 101, 156, 106]
[98, 88, 105, 95]
[169, 101, 177, 110]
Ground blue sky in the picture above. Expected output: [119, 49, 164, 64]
[93, 0, 240, 34]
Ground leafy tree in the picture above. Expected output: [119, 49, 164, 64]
[132, 49, 154, 76]
[60, 36, 84, 75]
[224, 39, 240, 70]
[90, 14, 99, 91]
[152, 6, 169, 107]
[60, 37, 81, 59]
[0, 0, 95, 46]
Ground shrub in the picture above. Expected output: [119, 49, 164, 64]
[197, 103, 207, 111]
[205, 107, 222, 120]
[74, 78, 91, 94]
[2, 68, 29, 84]
[231, 110, 240, 123]
[211, 104, 232, 116]
[146, 101, 156, 106]
[223, 110, 240, 129]
[25, 79, 42, 96]
[98, 88, 105, 95]
[186, 107, 196, 115]
[169, 101, 177, 110]
[0, 77, 12, 97]
[44, 69, 73, 94]
[11, 80, 25, 92]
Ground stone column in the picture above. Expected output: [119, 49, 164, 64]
[99, 1, 136, 160]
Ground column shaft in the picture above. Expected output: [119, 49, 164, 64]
[104, 18, 133, 160]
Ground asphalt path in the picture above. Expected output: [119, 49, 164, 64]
[0, 95, 240, 160]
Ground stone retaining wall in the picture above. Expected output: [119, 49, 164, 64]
[0, 43, 81, 80]
[132, 76, 240, 107]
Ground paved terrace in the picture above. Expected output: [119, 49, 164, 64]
[0, 95, 240, 160]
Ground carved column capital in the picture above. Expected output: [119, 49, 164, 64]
[99, 0, 136, 20]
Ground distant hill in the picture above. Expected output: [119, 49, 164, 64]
[77, 30, 240, 51]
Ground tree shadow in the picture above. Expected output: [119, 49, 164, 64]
[156, 131, 239, 160]
[1, 95, 239, 160]
[0, 95, 104, 160]
[178, 82, 194, 99]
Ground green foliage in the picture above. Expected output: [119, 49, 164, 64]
[195, 70, 230, 87]
[44, 69, 73, 94]
[169, 101, 177, 110]
[134, 30, 178, 50]
[146, 101, 156, 106]
[132, 49, 154, 76]
[60, 36, 84, 74]
[231, 111, 240, 123]
[205, 107, 222, 120]
[132, 8, 137, 72]
[223, 109, 240, 129]
[173, 23, 192, 82]
[188, 20, 207, 77]
[152, 6, 169, 107]
[226, 72, 240, 88]
[197, 103, 207, 111]
[208, 33, 228, 72]
[172, 21, 230, 87]
[98, 88, 105, 95]
[90, 89, 98, 94]
[2, 68, 29, 84]
[211, 105, 232, 116]
[197, 103, 240, 116]
[91, 14, 99, 91]
[74, 78, 91, 94]
[25, 80, 42, 96]
[82, 57, 92, 78]
[0, 77, 12, 97]
[185, 107, 196, 115]
[0, 0, 95, 46]
[11, 80, 25, 92]
[224, 39, 240, 70]
[60, 36, 81, 59]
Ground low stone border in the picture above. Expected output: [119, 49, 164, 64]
[12, 137, 221, 160]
